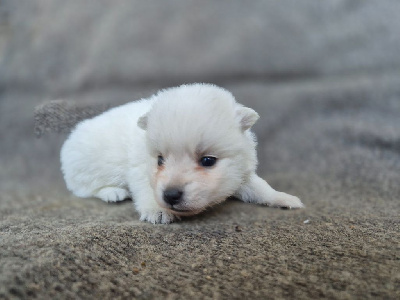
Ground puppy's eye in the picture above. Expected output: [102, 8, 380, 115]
[199, 156, 217, 167]
[158, 155, 164, 166]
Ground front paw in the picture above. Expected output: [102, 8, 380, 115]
[96, 187, 130, 202]
[139, 209, 178, 224]
[273, 192, 304, 209]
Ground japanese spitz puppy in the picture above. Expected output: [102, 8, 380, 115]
[61, 83, 303, 224]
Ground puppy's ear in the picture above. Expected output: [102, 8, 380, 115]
[236, 106, 259, 131]
[137, 113, 149, 130]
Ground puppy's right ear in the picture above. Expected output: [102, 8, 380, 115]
[137, 113, 148, 130]
[235, 106, 259, 131]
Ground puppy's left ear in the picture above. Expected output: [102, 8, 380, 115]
[137, 113, 149, 130]
[236, 106, 259, 131]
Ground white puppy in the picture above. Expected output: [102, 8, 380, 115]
[61, 83, 303, 224]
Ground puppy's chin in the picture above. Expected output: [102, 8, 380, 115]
[155, 199, 206, 216]
[166, 207, 203, 217]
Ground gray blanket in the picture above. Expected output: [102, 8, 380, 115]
[1, 1, 399, 299]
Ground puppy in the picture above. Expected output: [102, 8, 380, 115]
[61, 83, 303, 224]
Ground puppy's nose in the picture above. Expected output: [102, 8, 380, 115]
[163, 188, 183, 206]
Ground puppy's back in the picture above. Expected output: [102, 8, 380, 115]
[60, 99, 152, 198]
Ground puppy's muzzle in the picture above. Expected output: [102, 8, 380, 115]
[163, 188, 183, 206]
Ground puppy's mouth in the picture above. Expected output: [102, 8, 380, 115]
[155, 190, 204, 216]
[169, 207, 190, 213]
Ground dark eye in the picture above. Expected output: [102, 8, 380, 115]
[200, 156, 217, 167]
[158, 155, 164, 166]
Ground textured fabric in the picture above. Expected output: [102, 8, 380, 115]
[2, 74, 399, 299]
[34, 100, 109, 137]
[1, 1, 400, 93]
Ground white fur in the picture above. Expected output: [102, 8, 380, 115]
[61, 83, 303, 224]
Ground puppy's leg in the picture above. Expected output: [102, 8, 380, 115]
[95, 187, 130, 203]
[236, 174, 304, 208]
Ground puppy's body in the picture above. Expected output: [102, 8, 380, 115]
[61, 84, 303, 223]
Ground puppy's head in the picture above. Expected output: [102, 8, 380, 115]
[138, 83, 259, 216]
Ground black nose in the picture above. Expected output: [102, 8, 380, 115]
[163, 188, 183, 206]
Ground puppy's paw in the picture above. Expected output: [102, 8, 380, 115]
[273, 192, 304, 209]
[96, 187, 130, 202]
[139, 209, 178, 224]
